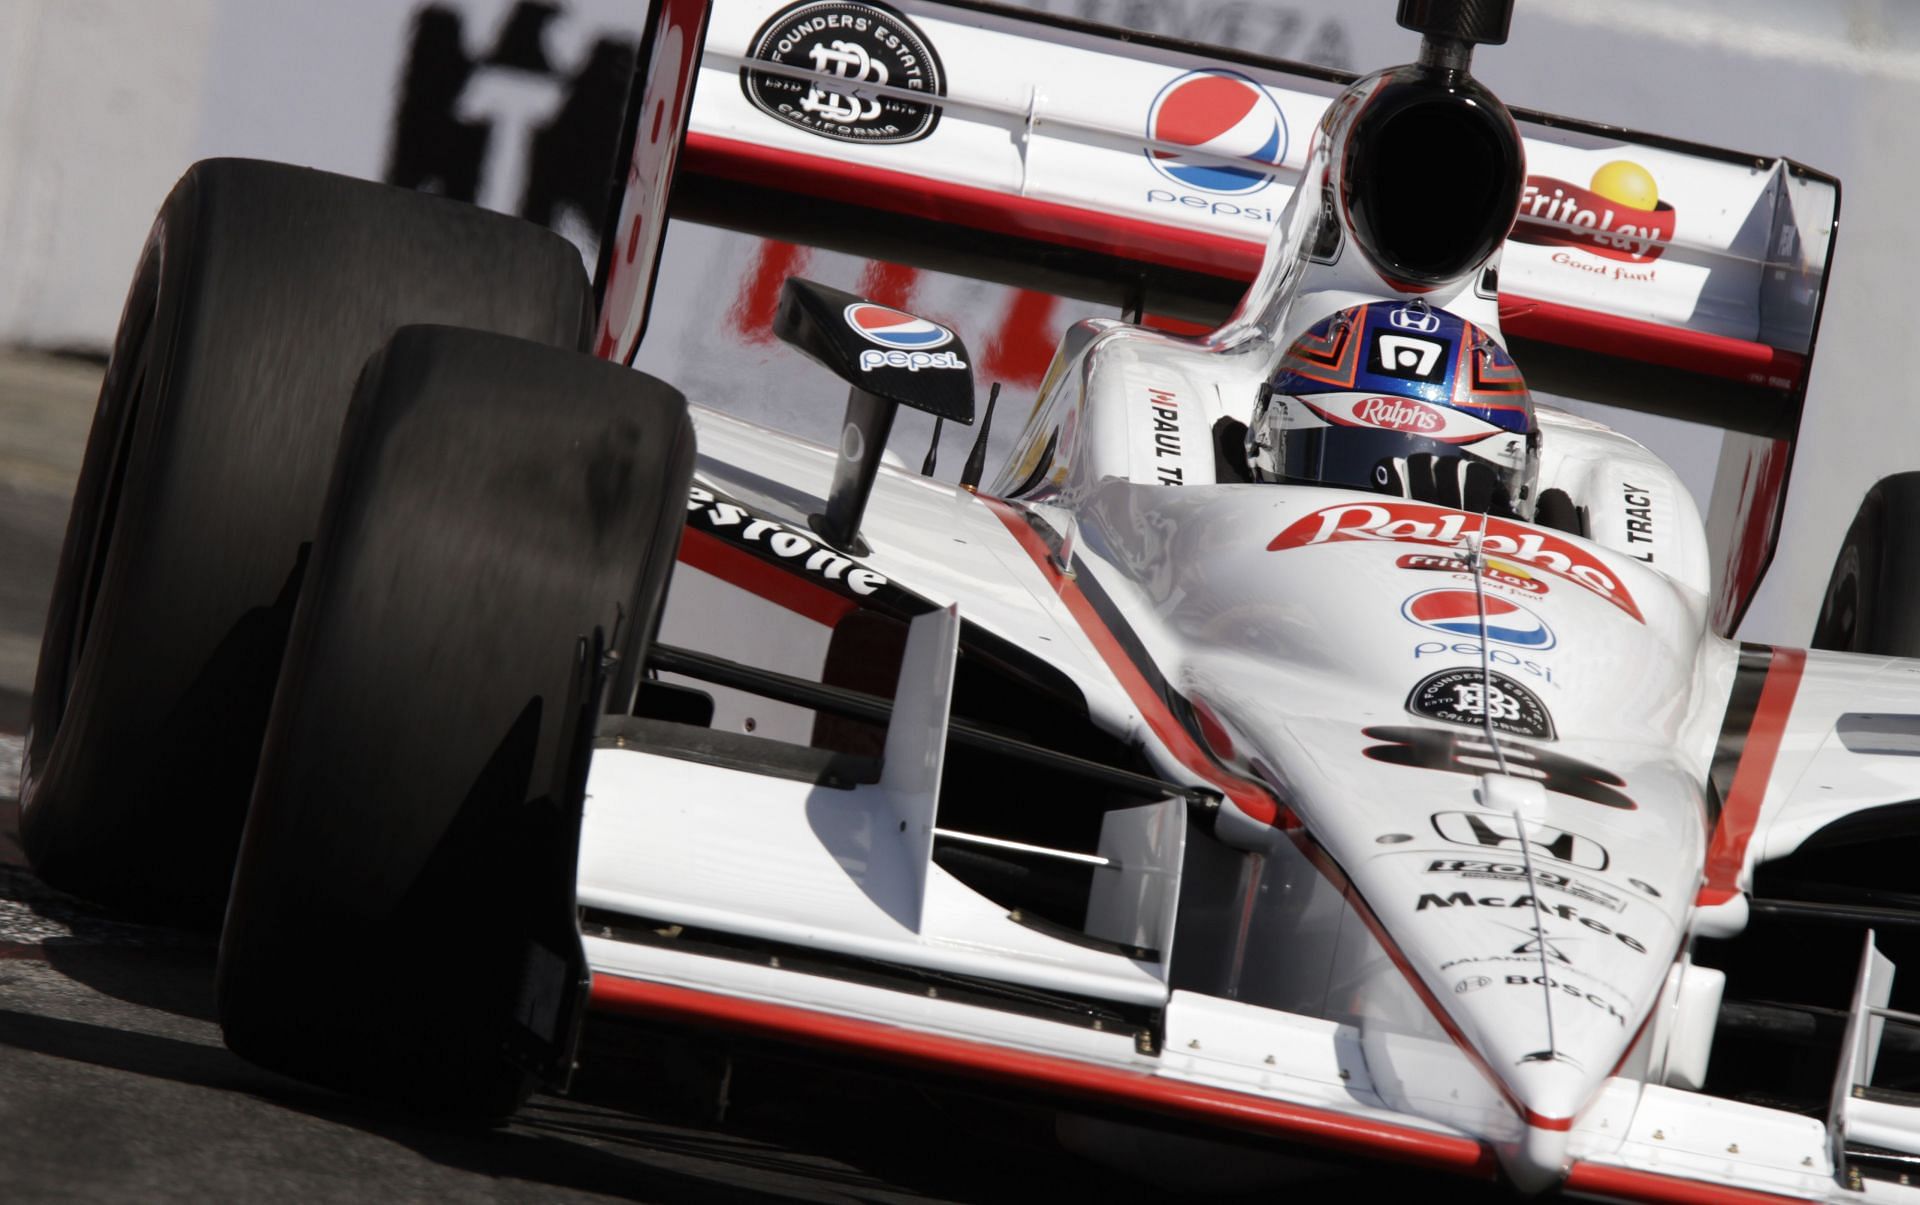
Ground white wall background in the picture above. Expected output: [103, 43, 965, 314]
[0, 0, 1916, 644]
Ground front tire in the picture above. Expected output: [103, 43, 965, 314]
[1813, 474, 1920, 655]
[21, 159, 593, 924]
[217, 324, 693, 1115]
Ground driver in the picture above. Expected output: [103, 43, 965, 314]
[1246, 301, 1540, 519]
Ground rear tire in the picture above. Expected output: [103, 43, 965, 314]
[21, 159, 593, 924]
[217, 325, 693, 1116]
[1813, 474, 1920, 655]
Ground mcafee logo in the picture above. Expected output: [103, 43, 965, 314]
[1269, 501, 1644, 622]
[1354, 396, 1443, 434]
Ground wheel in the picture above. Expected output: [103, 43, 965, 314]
[217, 324, 693, 1116]
[1813, 474, 1920, 656]
[20, 159, 593, 924]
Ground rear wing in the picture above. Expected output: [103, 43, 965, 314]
[595, 0, 1840, 636]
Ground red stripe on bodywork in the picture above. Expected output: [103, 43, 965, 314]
[1499, 295, 1807, 390]
[677, 526, 855, 628]
[684, 132, 1262, 281]
[680, 136, 1806, 391]
[1698, 647, 1806, 906]
[979, 497, 1278, 825]
[589, 973, 1497, 1177]
[1563, 1161, 1813, 1204]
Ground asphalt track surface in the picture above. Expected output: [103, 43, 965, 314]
[0, 351, 1498, 1203]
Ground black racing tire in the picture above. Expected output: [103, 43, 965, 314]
[20, 159, 593, 925]
[217, 324, 693, 1117]
[1813, 474, 1920, 656]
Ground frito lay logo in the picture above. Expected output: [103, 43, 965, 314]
[1270, 502, 1644, 622]
[1352, 396, 1443, 434]
[1512, 160, 1673, 263]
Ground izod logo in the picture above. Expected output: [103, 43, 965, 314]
[1512, 160, 1675, 263]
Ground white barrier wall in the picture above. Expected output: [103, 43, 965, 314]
[1, 0, 1916, 646]
[0, 0, 218, 348]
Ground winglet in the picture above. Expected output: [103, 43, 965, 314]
[879, 604, 962, 932]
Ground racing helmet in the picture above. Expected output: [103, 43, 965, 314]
[1247, 301, 1540, 518]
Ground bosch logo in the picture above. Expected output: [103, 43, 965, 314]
[844, 303, 952, 350]
[1143, 69, 1288, 196]
[1389, 304, 1442, 334]
[1354, 397, 1443, 434]
[1402, 589, 1556, 650]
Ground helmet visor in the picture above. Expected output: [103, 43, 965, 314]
[1276, 425, 1535, 517]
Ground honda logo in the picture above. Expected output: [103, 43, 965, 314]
[1388, 304, 1442, 334]
[1430, 811, 1610, 870]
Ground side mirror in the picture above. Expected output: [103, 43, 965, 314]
[775, 278, 974, 552]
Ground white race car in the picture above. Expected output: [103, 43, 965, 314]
[22, 0, 1917, 1199]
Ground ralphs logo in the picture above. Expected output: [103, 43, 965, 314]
[1511, 160, 1674, 263]
[1269, 501, 1644, 622]
[1144, 69, 1288, 196]
[1354, 396, 1443, 433]
[1402, 589, 1554, 649]
[741, 0, 945, 145]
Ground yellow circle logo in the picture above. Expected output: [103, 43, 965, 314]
[1588, 160, 1659, 211]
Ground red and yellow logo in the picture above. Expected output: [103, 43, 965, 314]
[1512, 160, 1673, 264]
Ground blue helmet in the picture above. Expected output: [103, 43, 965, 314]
[1248, 301, 1540, 517]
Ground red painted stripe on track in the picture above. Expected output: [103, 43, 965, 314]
[1698, 647, 1806, 906]
[589, 973, 1497, 1177]
[676, 526, 855, 628]
[978, 497, 1277, 825]
[1563, 1161, 1814, 1204]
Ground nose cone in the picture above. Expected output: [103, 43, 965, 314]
[1336, 794, 1692, 1185]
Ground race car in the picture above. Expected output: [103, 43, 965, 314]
[18, 0, 1920, 1198]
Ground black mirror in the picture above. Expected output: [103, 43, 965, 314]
[774, 278, 975, 551]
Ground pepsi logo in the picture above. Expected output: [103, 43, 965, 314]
[1144, 69, 1288, 196]
[843, 303, 953, 351]
[1353, 396, 1444, 434]
[1401, 589, 1556, 650]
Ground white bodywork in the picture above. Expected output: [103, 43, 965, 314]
[576, 393, 1920, 1199]
[576, 1, 1907, 1198]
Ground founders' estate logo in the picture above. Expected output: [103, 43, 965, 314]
[741, 0, 946, 145]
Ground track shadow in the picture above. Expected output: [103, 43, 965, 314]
[0, 1005, 859, 1203]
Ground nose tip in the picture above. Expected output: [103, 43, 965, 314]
[1496, 1056, 1586, 1192]
[1503, 1119, 1572, 1195]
